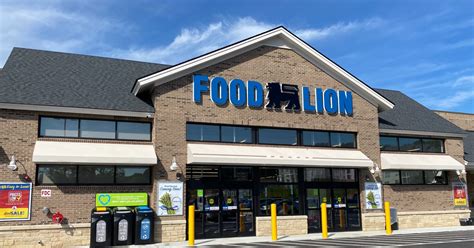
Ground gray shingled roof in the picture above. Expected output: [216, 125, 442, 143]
[0, 48, 169, 113]
[376, 89, 466, 135]
[465, 131, 474, 164]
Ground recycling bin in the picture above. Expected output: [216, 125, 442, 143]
[390, 207, 398, 230]
[90, 207, 113, 247]
[134, 206, 154, 244]
[113, 207, 135, 246]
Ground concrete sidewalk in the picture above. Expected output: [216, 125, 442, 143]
[131, 225, 474, 247]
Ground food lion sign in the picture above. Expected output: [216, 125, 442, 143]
[192, 74, 353, 116]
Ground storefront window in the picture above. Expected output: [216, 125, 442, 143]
[401, 170, 424, 184]
[380, 136, 398, 151]
[80, 119, 116, 139]
[117, 122, 151, 140]
[221, 126, 253, 143]
[36, 165, 151, 185]
[304, 168, 331, 182]
[382, 171, 401, 184]
[40, 116, 151, 140]
[78, 166, 114, 184]
[422, 139, 444, 153]
[380, 136, 444, 153]
[258, 128, 297, 145]
[40, 117, 79, 137]
[259, 184, 299, 215]
[37, 165, 77, 185]
[259, 167, 298, 183]
[332, 169, 357, 182]
[186, 123, 220, 142]
[330, 132, 356, 148]
[221, 167, 252, 181]
[424, 170, 447, 184]
[302, 131, 330, 147]
[116, 166, 151, 184]
[186, 166, 219, 181]
[398, 137, 422, 152]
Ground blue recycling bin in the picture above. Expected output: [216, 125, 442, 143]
[134, 206, 154, 244]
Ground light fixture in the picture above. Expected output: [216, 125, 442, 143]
[461, 169, 467, 176]
[369, 163, 380, 175]
[170, 156, 179, 171]
[456, 170, 461, 176]
[169, 156, 183, 180]
[7, 155, 18, 171]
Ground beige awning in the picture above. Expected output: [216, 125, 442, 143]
[381, 153, 464, 170]
[187, 143, 373, 168]
[32, 141, 157, 165]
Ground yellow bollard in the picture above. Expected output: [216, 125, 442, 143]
[321, 203, 328, 239]
[384, 201, 392, 235]
[188, 205, 195, 246]
[271, 203, 277, 241]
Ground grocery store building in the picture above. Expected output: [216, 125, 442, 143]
[0, 27, 471, 247]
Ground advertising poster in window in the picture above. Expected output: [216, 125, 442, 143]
[0, 182, 32, 221]
[157, 181, 183, 216]
[453, 182, 467, 207]
[365, 182, 382, 209]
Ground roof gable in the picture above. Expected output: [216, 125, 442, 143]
[134, 26, 394, 112]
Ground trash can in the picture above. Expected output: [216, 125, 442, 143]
[390, 207, 398, 230]
[113, 207, 135, 246]
[90, 207, 113, 247]
[134, 206, 154, 244]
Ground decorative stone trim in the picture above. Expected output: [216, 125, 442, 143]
[256, 215, 308, 236]
[363, 209, 471, 217]
[0, 223, 90, 231]
[156, 219, 187, 225]
[256, 215, 308, 221]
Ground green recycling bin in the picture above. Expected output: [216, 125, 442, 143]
[113, 207, 135, 246]
[90, 207, 113, 247]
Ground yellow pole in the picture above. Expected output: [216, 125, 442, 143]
[321, 203, 328, 239]
[271, 203, 277, 241]
[188, 205, 195, 246]
[384, 201, 392, 235]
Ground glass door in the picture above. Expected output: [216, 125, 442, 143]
[203, 189, 220, 238]
[346, 188, 361, 230]
[221, 189, 238, 237]
[306, 188, 332, 232]
[332, 188, 347, 231]
[306, 188, 321, 232]
[238, 189, 254, 236]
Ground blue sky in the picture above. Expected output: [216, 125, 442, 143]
[1, 0, 473, 113]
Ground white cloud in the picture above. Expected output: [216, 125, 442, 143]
[295, 18, 384, 41]
[108, 17, 275, 64]
[108, 17, 385, 64]
[0, 1, 132, 66]
[453, 75, 474, 87]
[428, 90, 474, 110]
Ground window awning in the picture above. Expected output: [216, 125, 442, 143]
[187, 143, 373, 168]
[32, 141, 157, 165]
[381, 153, 464, 170]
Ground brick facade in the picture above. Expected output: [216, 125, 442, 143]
[0, 45, 471, 247]
[435, 111, 474, 131]
[435, 111, 474, 211]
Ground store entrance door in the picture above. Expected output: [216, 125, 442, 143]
[306, 187, 361, 232]
[187, 187, 255, 239]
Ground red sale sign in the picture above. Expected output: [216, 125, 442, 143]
[0, 183, 32, 221]
[453, 182, 467, 207]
